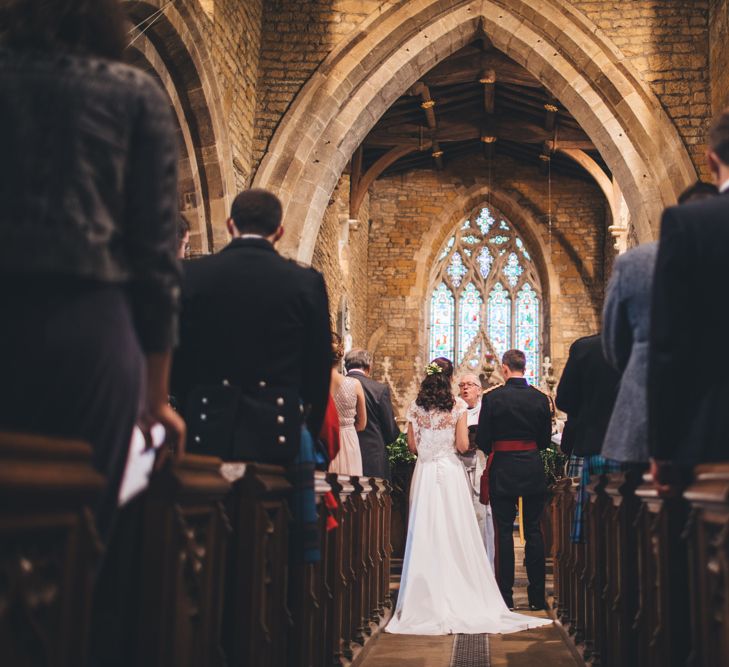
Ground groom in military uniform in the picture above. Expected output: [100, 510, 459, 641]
[476, 349, 551, 610]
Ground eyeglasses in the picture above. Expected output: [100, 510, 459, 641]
[458, 382, 480, 389]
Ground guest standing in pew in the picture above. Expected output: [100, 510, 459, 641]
[328, 334, 366, 476]
[603, 182, 717, 468]
[344, 348, 401, 479]
[171, 188, 331, 464]
[555, 334, 621, 543]
[649, 110, 729, 477]
[0, 0, 185, 540]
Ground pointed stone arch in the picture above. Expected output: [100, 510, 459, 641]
[124, 0, 235, 252]
[253, 0, 696, 262]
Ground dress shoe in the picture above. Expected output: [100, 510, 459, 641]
[528, 601, 547, 611]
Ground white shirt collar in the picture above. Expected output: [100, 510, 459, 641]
[239, 233, 267, 240]
[719, 178, 729, 194]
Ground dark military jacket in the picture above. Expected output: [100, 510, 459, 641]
[476, 377, 551, 497]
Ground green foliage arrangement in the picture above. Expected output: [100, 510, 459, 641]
[540, 445, 567, 486]
[387, 431, 417, 466]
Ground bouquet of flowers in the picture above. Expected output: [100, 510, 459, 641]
[540, 444, 566, 486]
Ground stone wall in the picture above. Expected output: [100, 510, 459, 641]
[365, 158, 606, 416]
[252, 0, 395, 170]
[205, 0, 264, 190]
[572, 0, 712, 180]
[311, 176, 371, 349]
[710, 0, 729, 113]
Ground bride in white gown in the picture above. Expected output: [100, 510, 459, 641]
[386, 358, 552, 635]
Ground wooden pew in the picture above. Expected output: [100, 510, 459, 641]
[683, 463, 729, 667]
[634, 475, 690, 667]
[584, 472, 610, 665]
[132, 454, 231, 667]
[603, 469, 643, 667]
[221, 462, 291, 667]
[0, 432, 105, 667]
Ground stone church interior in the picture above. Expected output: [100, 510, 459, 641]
[2, 1, 729, 666]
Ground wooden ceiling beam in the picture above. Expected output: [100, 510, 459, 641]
[431, 139, 444, 170]
[480, 68, 496, 114]
[350, 144, 418, 218]
[366, 115, 594, 149]
[410, 81, 438, 130]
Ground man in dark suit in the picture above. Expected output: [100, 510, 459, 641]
[172, 188, 331, 463]
[555, 333, 622, 544]
[344, 349, 400, 479]
[476, 349, 552, 610]
[556, 334, 621, 461]
[649, 110, 729, 471]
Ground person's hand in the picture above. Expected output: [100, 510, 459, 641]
[140, 401, 186, 459]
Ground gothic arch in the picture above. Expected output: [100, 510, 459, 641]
[124, 0, 235, 252]
[409, 185, 561, 368]
[253, 0, 696, 262]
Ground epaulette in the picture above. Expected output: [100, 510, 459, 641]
[481, 383, 504, 395]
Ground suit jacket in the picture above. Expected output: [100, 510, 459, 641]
[601, 243, 657, 463]
[476, 378, 551, 497]
[649, 193, 729, 464]
[172, 237, 331, 459]
[555, 334, 620, 457]
[347, 369, 400, 479]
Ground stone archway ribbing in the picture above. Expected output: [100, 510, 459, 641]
[124, 0, 235, 251]
[253, 0, 696, 262]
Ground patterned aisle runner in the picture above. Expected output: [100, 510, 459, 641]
[450, 634, 491, 667]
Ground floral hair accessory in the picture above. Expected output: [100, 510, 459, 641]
[425, 362, 443, 376]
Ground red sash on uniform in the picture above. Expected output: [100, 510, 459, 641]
[479, 440, 537, 505]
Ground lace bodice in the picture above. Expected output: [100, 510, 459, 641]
[407, 398, 467, 462]
[333, 376, 359, 429]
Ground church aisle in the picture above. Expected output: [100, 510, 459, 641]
[360, 544, 580, 667]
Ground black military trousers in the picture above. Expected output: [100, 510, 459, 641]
[490, 493, 546, 607]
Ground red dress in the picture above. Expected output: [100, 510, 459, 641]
[319, 394, 341, 462]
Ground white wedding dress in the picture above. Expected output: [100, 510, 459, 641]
[386, 398, 552, 635]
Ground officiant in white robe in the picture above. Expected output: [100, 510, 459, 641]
[457, 374, 496, 569]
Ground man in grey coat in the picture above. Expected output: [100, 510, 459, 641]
[344, 349, 400, 479]
[602, 181, 717, 464]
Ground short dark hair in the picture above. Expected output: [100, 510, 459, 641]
[709, 109, 729, 166]
[344, 349, 372, 371]
[677, 180, 718, 204]
[177, 214, 191, 241]
[0, 0, 128, 60]
[502, 349, 526, 373]
[230, 189, 283, 236]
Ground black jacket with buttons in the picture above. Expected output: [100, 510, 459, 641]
[172, 238, 331, 459]
[476, 378, 551, 497]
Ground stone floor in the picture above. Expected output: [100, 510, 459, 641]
[359, 541, 581, 667]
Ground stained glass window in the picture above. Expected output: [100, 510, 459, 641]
[458, 283, 482, 364]
[446, 252, 468, 287]
[477, 247, 493, 279]
[516, 284, 540, 386]
[476, 208, 494, 234]
[503, 252, 523, 287]
[487, 283, 511, 363]
[429, 283, 454, 361]
[428, 206, 542, 384]
[439, 236, 455, 260]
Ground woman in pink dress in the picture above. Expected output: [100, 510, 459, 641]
[328, 333, 367, 475]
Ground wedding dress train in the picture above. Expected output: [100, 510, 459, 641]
[386, 398, 552, 635]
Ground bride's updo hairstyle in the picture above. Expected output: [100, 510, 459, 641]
[415, 357, 455, 412]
